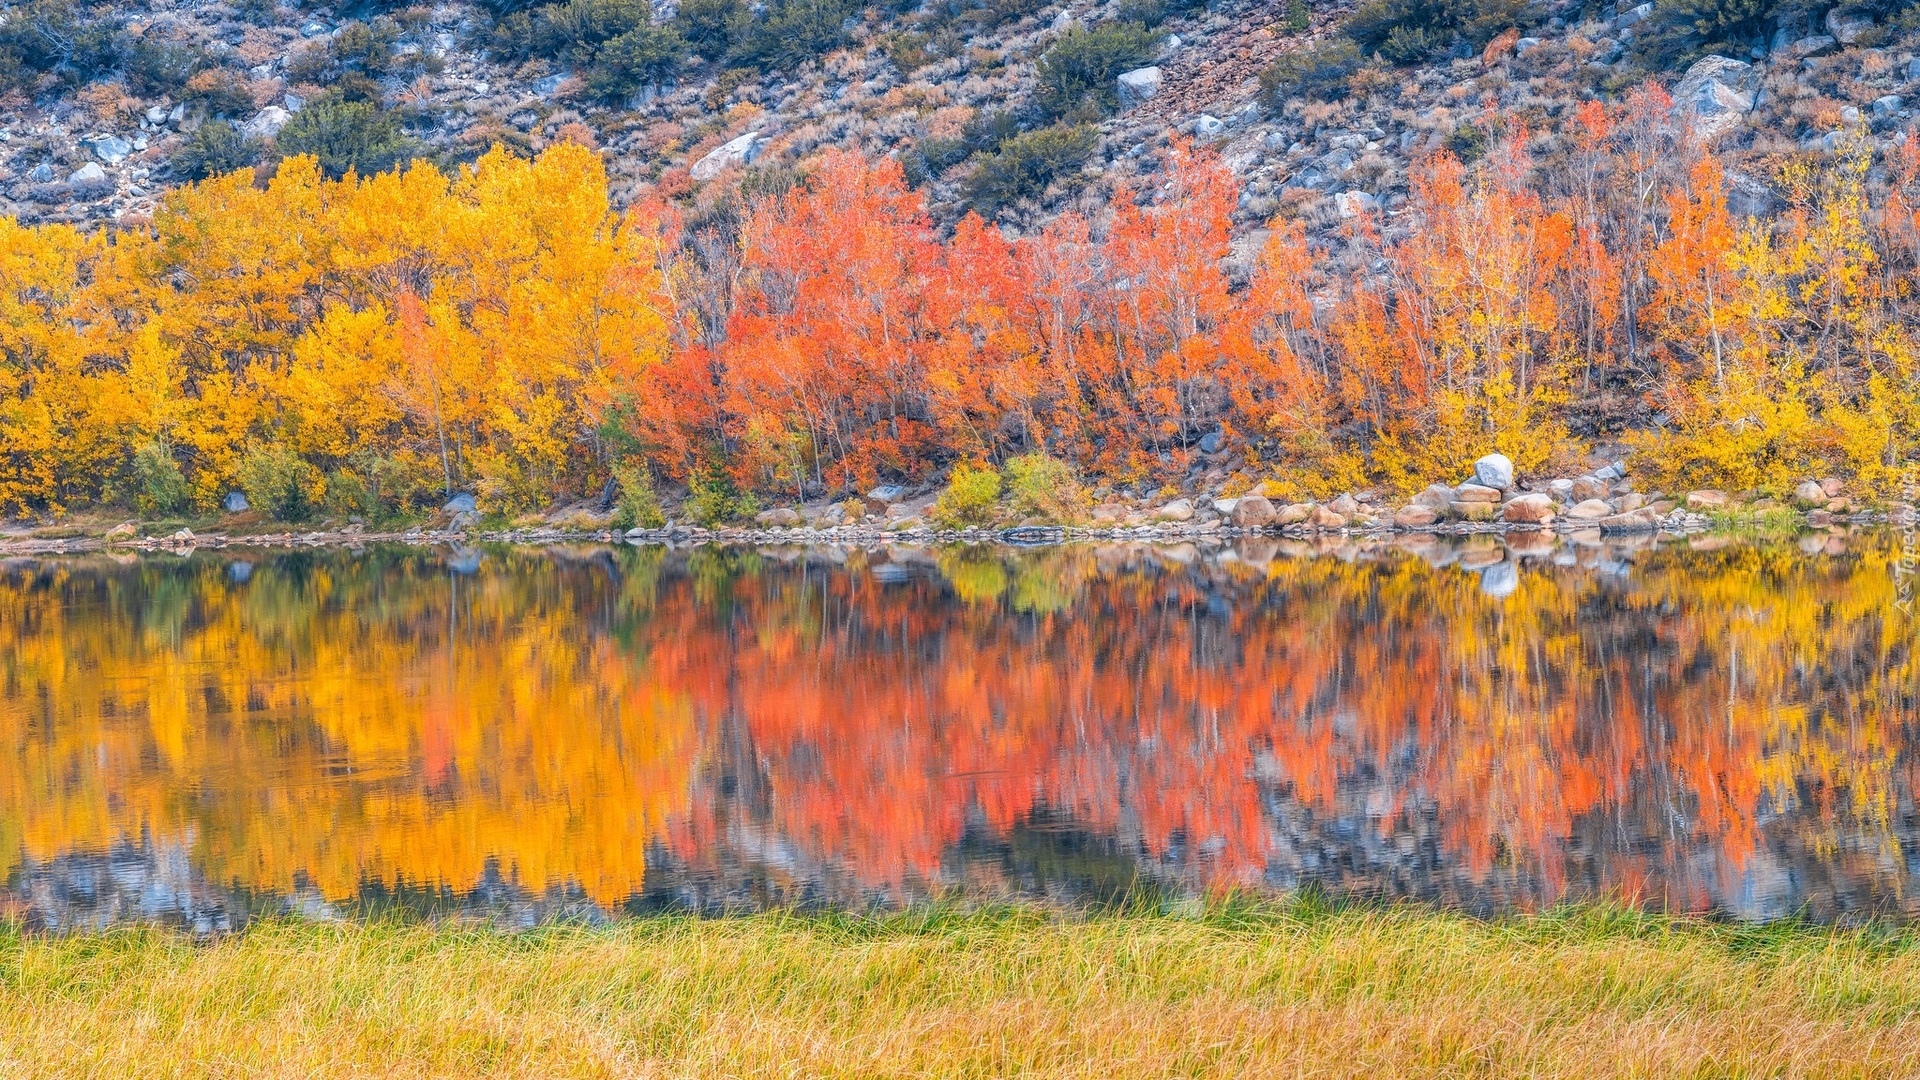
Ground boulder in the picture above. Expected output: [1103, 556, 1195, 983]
[1394, 504, 1439, 527]
[1820, 477, 1846, 498]
[1570, 475, 1610, 501]
[68, 162, 107, 185]
[223, 491, 250, 513]
[1785, 34, 1837, 59]
[1501, 493, 1556, 523]
[1413, 483, 1455, 510]
[1548, 478, 1575, 498]
[1872, 94, 1904, 119]
[1472, 453, 1514, 489]
[1686, 489, 1729, 509]
[1826, 5, 1876, 44]
[104, 522, 137, 542]
[1615, 492, 1647, 513]
[1091, 503, 1128, 523]
[1117, 66, 1162, 108]
[756, 507, 802, 527]
[1154, 499, 1194, 522]
[867, 484, 906, 503]
[86, 135, 133, 163]
[1598, 508, 1660, 531]
[1327, 493, 1361, 516]
[443, 492, 478, 514]
[1307, 505, 1347, 530]
[1231, 495, 1278, 529]
[243, 106, 292, 139]
[1193, 114, 1226, 137]
[1277, 502, 1315, 525]
[1564, 498, 1614, 520]
[1211, 497, 1238, 515]
[691, 131, 765, 181]
[1333, 191, 1379, 218]
[1671, 55, 1756, 140]
[1793, 480, 1827, 506]
[1613, 2, 1653, 28]
[1453, 483, 1502, 503]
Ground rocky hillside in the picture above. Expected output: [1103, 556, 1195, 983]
[4, 0, 1917, 240]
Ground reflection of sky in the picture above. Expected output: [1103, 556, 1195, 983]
[0, 534, 1914, 927]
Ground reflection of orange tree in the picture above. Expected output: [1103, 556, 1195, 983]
[0, 551, 693, 906]
[646, 540, 1914, 905]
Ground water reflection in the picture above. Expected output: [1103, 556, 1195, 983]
[0, 531, 1914, 928]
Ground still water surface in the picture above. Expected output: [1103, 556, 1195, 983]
[2, 534, 1915, 930]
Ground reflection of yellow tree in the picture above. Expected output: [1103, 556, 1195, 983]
[0, 552, 694, 906]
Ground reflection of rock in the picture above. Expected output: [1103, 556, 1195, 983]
[1479, 561, 1519, 598]
[228, 561, 253, 583]
[447, 547, 482, 574]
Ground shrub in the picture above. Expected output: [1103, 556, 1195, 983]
[962, 124, 1098, 215]
[1343, 0, 1535, 64]
[932, 460, 1002, 527]
[672, 0, 744, 59]
[0, 0, 122, 88]
[1259, 39, 1364, 102]
[611, 462, 667, 530]
[125, 34, 206, 95]
[275, 97, 419, 179]
[685, 463, 759, 526]
[1281, 0, 1310, 34]
[181, 69, 257, 117]
[1003, 452, 1087, 523]
[131, 440, 191, 516]
[1034, 22, 1161, 120]
[536, 0, 649, 58]
[172, 121, 262, 180]
[331, 18, 404, 74]
[1116, 0, 1201, 27]
[587, 24, 685, 99]
[728, 0, 860, 70]
[1629, 0, 1782, 68]
[238, 442, 321, 522]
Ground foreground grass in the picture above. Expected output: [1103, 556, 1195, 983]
[2, 902, 1918, 1079]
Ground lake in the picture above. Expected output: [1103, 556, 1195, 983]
[1, 532, 1914, 930]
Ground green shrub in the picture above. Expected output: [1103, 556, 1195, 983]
[587, 24, 685, 99]
[181, 69, 257, 117]
[1629, 0, 1782, 68]
[1445, 120, 1489, 162]
[131, 440, 191, 516]
[728, 0, 860, 70]
[1343, 0, 1534, 64]
[1116, 0, 1201, 27]
[1259, 39, 1364, 102]
[1034, 22, 1161, 120]
[672, 0, 745, 59]
[275, 97, 419, 179]
[611, 462, 667, 530]
[1281, 0, 1311, 34]
[125, 34, 207, 95]
[1003, 452, 1087, 523]
[171, 121, 262, 181]
[685, 463, 759, 526]
[238, 442, 321, 523]
[537, 0, 650, 58]
[932, 461, 1002, 527]
[962, 124, 1098, 215]
[0, 0, 122, 88]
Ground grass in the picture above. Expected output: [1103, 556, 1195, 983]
[2, 900, 1919, 1078]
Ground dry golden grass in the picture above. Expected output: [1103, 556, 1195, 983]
[1, 902, 1917, 1078]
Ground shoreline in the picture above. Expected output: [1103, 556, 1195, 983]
[0, 507, 1897, 558]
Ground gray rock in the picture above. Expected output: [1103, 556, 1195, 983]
[756, 507, 803, 526]
[867, 484, 906, 503]
[1472, 452, 1514, 489]
[168, 103, 186, 124]
[1117, 66, 1162, 109]
[1333, 190, 1378, 218]
[1194, 114, 1226, 137]
[145, 105, 169, 125]
[691, 131, 765, 181]
[1412, 483, 1455, 510]
[1594, 461, 1625, 480]
[300, 21, 329, 36]
[243, 106, 292, 139]
[223, 491, 249, 513]
[1872, 93, 1903, 119]
[1787, 35, 1837, 59]
[1515, 36, 1542, 53]
[1794, 480, 1827, 506]
[1826, 5, 1875, 45]
[87, 135, 132, 164]
[1671, 56, 1756, 140]
[284, 93, 306, 112]
[1548, 478, 1575, 498]
[443, 492, 478, 514]
[27, 162, 54, 183]
[1908, 56, 1920, 82]
[1613, 2, 1653, 28]
[1198, 429, 1223, 454]
[67, 162, 107, 185]
[1154, 498, 1195, 522]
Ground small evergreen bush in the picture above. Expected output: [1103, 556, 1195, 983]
[275, 97, 419, 179]
[1034, 22, 1161, 120]
[172, 121, 262, 181]
[962, 124, 1098, 215]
